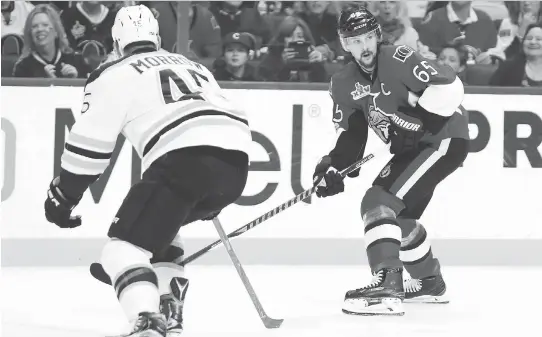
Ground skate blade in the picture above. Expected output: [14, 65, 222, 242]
[342, 297, 405, 316]
[405, 294, 449, 304]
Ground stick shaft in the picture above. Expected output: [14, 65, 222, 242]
[212, 218, 283, 328]
[181, 152, 375, 265]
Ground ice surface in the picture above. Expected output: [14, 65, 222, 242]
[2, 266, 541, 337]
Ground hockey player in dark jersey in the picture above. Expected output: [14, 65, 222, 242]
[312, 5, 469, 316]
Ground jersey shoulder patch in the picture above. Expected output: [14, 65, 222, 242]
[391, 45, 415, 63]
[330, 62, 359, 104]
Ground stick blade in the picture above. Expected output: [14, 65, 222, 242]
[263, 317, 284, 329]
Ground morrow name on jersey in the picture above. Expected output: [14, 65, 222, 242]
[58, 50, 251, 199]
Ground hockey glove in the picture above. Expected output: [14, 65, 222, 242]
[389, 124, 425, 155]
[312, 156, 345, 198]
[44, 177, 82, 228]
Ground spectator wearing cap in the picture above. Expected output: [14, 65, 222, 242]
[13, 4, 88, 78]
[212, 32, 260, 81]
[418, 1, 498, 65]
[209, 1, 272, 47]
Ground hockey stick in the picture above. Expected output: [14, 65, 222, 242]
[212, 217, 283, 328]
[89, 150, 379, 285]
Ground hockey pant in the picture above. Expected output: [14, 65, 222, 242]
[360, 138, 468, 277]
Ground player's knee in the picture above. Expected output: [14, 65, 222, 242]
[151, 235, 185, 266]
[100, 238, 158, 299]
[397, 217, 418, 238]
[360, 186, 405, 226]
[150, 235, 186, 295]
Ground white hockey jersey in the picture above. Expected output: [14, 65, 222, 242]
[61, 50, 252, 175]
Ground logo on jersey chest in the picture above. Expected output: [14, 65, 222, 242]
[351, 82, 370, 100]
[367, 92, 422, 143]
[368, 95, 391, 142]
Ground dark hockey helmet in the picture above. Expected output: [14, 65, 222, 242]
[338, 5, 381, 39]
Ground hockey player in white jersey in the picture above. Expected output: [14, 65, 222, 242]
[43, 5, 251, 337]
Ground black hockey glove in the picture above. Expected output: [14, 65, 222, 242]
[44, 177, 82, 228]
[312, 156, 344, 198]
[389, 125, 425, 155]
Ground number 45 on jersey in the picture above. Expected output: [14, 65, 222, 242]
[160, 68, 210, 104]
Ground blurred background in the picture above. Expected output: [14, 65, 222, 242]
[2, 0, 541, 86]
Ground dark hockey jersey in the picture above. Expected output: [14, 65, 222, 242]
[328, 44, 469, 171]
[60, 3, 116, 54]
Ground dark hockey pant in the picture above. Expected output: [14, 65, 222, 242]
[107, 146, 249, 259]
[362, 138, 469, 277]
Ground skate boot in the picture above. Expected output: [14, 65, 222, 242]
[120, 312, 167, 337]
[404, 273, 448, 303]
[160, 277, 189, 336]
[342, 268, 405, 316]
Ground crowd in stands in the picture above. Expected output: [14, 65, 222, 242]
[2, 1, 541, 86]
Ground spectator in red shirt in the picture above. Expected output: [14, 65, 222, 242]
[13, 4, 88, 78]
[418, 1, 498, 65]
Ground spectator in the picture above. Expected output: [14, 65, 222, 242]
[329, 1, 368, 17]
[490, 23, 542, 87]
[146, 1, 222, 59]
[496, 1, 542, 60]
[297, 1, 339, 61]
[2, 1, 34, 38]
[257, 15, 327, 82]
[30, 1, 71, 12]
[369, 1, 435, 59]
[472, 1, 509, 20]
[209, 1, 271, 46]
[405, 1, 429, 19]
[60, 1, 116, 68]
[418, 1, 498, 65]
[260, 1, 297, 38]
[437, 42, 468, 83]
[212, 32, 260, 81]
[13, 4, 88, 78]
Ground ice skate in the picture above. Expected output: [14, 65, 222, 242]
[342, 268, 405, 316]
[117, 312, 167, 337]
[160, 277, 189, 336]
[404, 273, 448, 303]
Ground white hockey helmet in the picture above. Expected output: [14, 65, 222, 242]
[111, 5, 160, 56]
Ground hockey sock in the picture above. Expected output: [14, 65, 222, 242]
[398, 218, 441, 279]
[151, 235, 186, 296]
[364, 216, 403, 273]
[101, 238, 160, 322]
